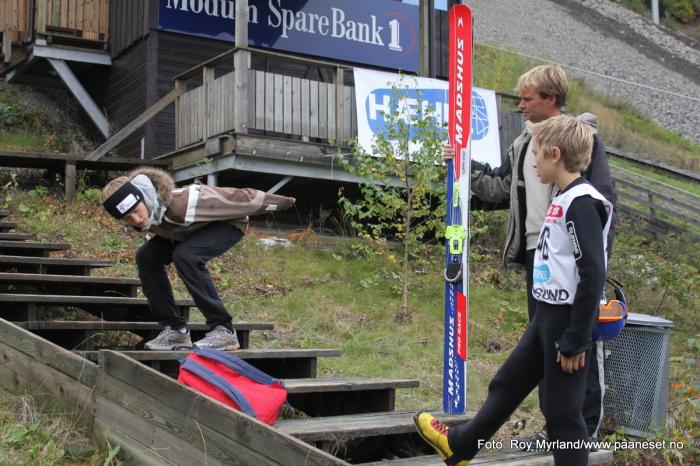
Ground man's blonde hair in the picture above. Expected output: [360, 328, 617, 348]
[528, 115, 594, 173]
[100, 176, 129, 204]
[516, 64, 568, 107]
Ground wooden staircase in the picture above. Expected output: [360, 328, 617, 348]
[0, 207, 613, 465]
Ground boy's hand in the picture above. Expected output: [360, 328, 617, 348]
[443, 144, 455, 162]
[557, 351, 585, 374]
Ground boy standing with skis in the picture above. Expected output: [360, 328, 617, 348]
[416, 115, 613, 466]
[100, 167, 295, 351]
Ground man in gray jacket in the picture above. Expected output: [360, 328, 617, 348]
[445, 64, 615, 444]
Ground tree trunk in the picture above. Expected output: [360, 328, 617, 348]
[396, 185, 412, 324]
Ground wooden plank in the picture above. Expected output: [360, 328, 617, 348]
[327, 82, 336, 140]
[0, 293, 193, 306]
[97, 375, 278, 466]
[0, 233, 34, 241]
[265, 72, 274, 132]
[246, 68, 256, 133]
[20, 320, 273, 331]
[255, 70, 266, 131]
[67, 0, 75, 29]
[309, 80, 319, 138]
[292, 77, 301, 135]
[79, 348, 342, 362]
[0, 210, 10, 218]
[60, 0, 68, 28]
[203, 66, 215, 140]
[318, 81, 327, 139]
[277, 410, 475, 442]
[0, 255, 114, 268]
[0, 272, 139, 285]
[100, 0, 109, 39]
[274, 74, 284, 133]
[301, 78, 310, 137]
[342, 85, 352, 140]
[86, 83, 186, 160]
[37, 0, 47, 33]
[99, 351, 346, 465]
[0, 222, 17, 231]
[283, 377, 419, 394]
[362, 449, 614, 465]
[93, 396, 196, 466]
[283, 75, 292, 134]
[0, 340, 95, 430]
[0, 318, 98, 385]
[0, 240, 71, 251]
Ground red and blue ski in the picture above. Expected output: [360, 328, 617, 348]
[443, 3, 472, 415]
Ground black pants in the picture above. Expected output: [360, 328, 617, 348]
[448, 303, 589, 465]
[526, 249, 604, 438]
[135, 222, 243, 330]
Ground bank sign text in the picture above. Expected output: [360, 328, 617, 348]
[159, 0, 419, 72]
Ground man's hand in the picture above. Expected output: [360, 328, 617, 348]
[443, 144, 455, 163]
[557, 351, 586, 374]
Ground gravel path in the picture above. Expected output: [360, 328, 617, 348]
[465, 0, 700, 144]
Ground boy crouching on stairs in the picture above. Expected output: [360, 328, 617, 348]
[101, 167, 295, 351]
[415, 115, 613, 466]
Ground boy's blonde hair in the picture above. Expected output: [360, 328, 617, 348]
[516, 64, 568, 107]
[528, 115, 594, 173]
[100, 176, 129, 204]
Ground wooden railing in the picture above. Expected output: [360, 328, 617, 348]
[613, 177, 700, 238]
[174, 48, 356, 149]
[0, 0, 108, 42]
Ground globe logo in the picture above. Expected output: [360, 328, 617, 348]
[471, 90, 489, 141]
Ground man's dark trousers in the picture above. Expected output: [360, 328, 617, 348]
[136, 221, 243, 331]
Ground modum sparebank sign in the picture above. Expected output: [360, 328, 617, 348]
[158, 0, 419, 72]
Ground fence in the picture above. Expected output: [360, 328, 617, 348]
[0, 0, 108, 52]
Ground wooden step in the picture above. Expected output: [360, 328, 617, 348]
[284, 377, 420, 417]
[0, 222, 18, 232]
[0, 255, 114, 275]
[0, 240, 71, 257]
[77, 348, 342, 379]
[0, 210, 9, 218]
[16, 320, 273, 350]
[361, 449, 614, 465]
[276, 410, 474, 443]
[0, 293, 193, 322]
[0, 233, 34, 241]
[0, 272, 140, 297]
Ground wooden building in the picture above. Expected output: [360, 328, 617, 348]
[2, 0, 520, 199]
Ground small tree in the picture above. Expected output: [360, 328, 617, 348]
[338, 77, 446, 323]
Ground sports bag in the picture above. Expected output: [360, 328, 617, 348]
[177, 348, 287, 425]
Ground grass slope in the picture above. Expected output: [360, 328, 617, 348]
[0, 185, 698, 464]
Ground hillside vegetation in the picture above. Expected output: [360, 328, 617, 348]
[0, 183, 698, 465]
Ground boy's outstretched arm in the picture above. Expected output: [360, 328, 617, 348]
[556, 195, 608, 371]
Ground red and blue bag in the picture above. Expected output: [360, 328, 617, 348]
[177, 348, 287, 425]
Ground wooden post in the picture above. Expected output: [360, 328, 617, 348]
[648, 191, 656, 219]
[233, 0, 249, 134]
[64, 160, 76, 202]
[419, 0, 430, 77]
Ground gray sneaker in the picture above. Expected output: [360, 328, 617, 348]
[194, 325, 240, 351]
[144, 326, 193, 351]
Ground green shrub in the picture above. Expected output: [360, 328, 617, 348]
[664, 0, 697, 22]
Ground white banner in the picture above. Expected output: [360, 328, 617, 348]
[353, 68, 502, 168]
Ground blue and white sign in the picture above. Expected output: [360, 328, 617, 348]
[354, 68, 502, 168]
[158, 0, 419, 72]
